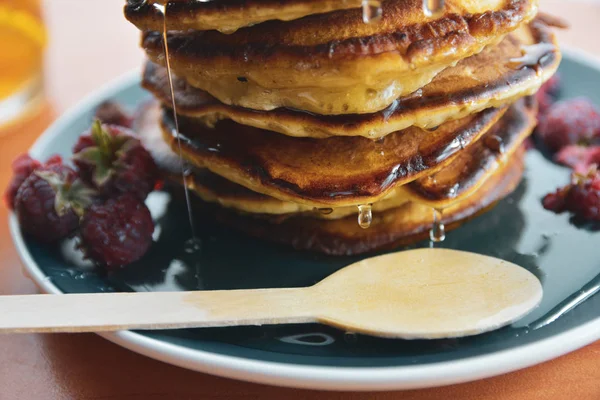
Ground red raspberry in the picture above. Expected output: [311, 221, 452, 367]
[537, 93, 554, 116]
[542, 167, 600, 221]
[79, 194, 154, 269]
[4, 154, 41, 210]
[542, 187, 569, 213]
[94, 101, 132, 128]
[73, 120, 158, 200]
[4, 154, 65, 210]
[14, 164, 94, 243]
[523, 137, 535, 151]
[567, 169, 600, 221]
[554, 145, 600, 172]
[73, 135, 95, 154]
[542, 74, 561, 96]
[537, 98, 600, 152]
[536, 74, 561, 114]
[45, 155, 63, 166]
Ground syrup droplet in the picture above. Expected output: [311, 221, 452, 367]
[427, 175, 437, 185]
[183, 170, 197, 191]
[184, 238, 202, 255]
[447, 183, 459, 199]
[423, 0, 445, 17]
[429, 208, 446, 242]
[361, 0, 382, 24]
[184, 237, 203, 290]
[317, 207, 334, 215]
[357, 204, 373, 229]
[507, 43, 555, 77]
[484, 134, 505, 154]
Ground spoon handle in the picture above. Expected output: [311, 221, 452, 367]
[0, 288, 314, 334]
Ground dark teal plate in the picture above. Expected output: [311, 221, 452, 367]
[10, 50, 600, 391]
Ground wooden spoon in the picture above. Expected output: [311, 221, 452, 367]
[0, 249, 542, 339]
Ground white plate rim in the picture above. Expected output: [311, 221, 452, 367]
[9, 48, 600, 392]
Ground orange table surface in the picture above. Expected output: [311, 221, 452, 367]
[1, 1, 600, 399]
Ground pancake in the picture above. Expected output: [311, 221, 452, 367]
[143, 19, 557, 139]
[150, 98, 535, 219]
[406, 98, 536, 208]
[212, 148, 525, 255]
[139, 0, 539, 114]
[161, 105, 509, 208]
[125, 0, 363, 34]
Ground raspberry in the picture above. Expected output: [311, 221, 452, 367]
[536, 74, 561, 114]
[14, 164, 94, 243]
[567, 169, 600, 221]
[537, 98, 600, 150]
[542, 167, 600, 221]
[554, 145, 600, 172]
[4, 154, 65, 210]
[523, 137, 535, 151]
[540, 74, 561, 98]
[537, 93, 554, 116]
[72, 135, 95, 154]
[94, 101, 132, 128]
[73, 120, 158, 200]
[542, 187, 569, 213]
[4, 154, 41, 210]
[80, 194, 154, 269]
[45, 155, 63, 166]
[536, 98, 600, 152]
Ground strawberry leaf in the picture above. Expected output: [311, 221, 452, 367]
[67, 180, 97, 217]
[35, 170, 71, 216]
[91, 119, 113, 156]
[75, 147, 113, 186]
[35, 171, 96, 217]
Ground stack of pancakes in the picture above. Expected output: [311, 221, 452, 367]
[125, 0, 561, 255]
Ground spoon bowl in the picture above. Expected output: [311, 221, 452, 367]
[313, 248, 543, 338]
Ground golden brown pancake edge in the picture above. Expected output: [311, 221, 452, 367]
[125, 0, 363, 34]
[211, 148, 526, 255]
[154, 98, 535, 219]
[161, 105, 507, 208]
[141, 19, 557, 138]
[140, 0, 539, 114]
